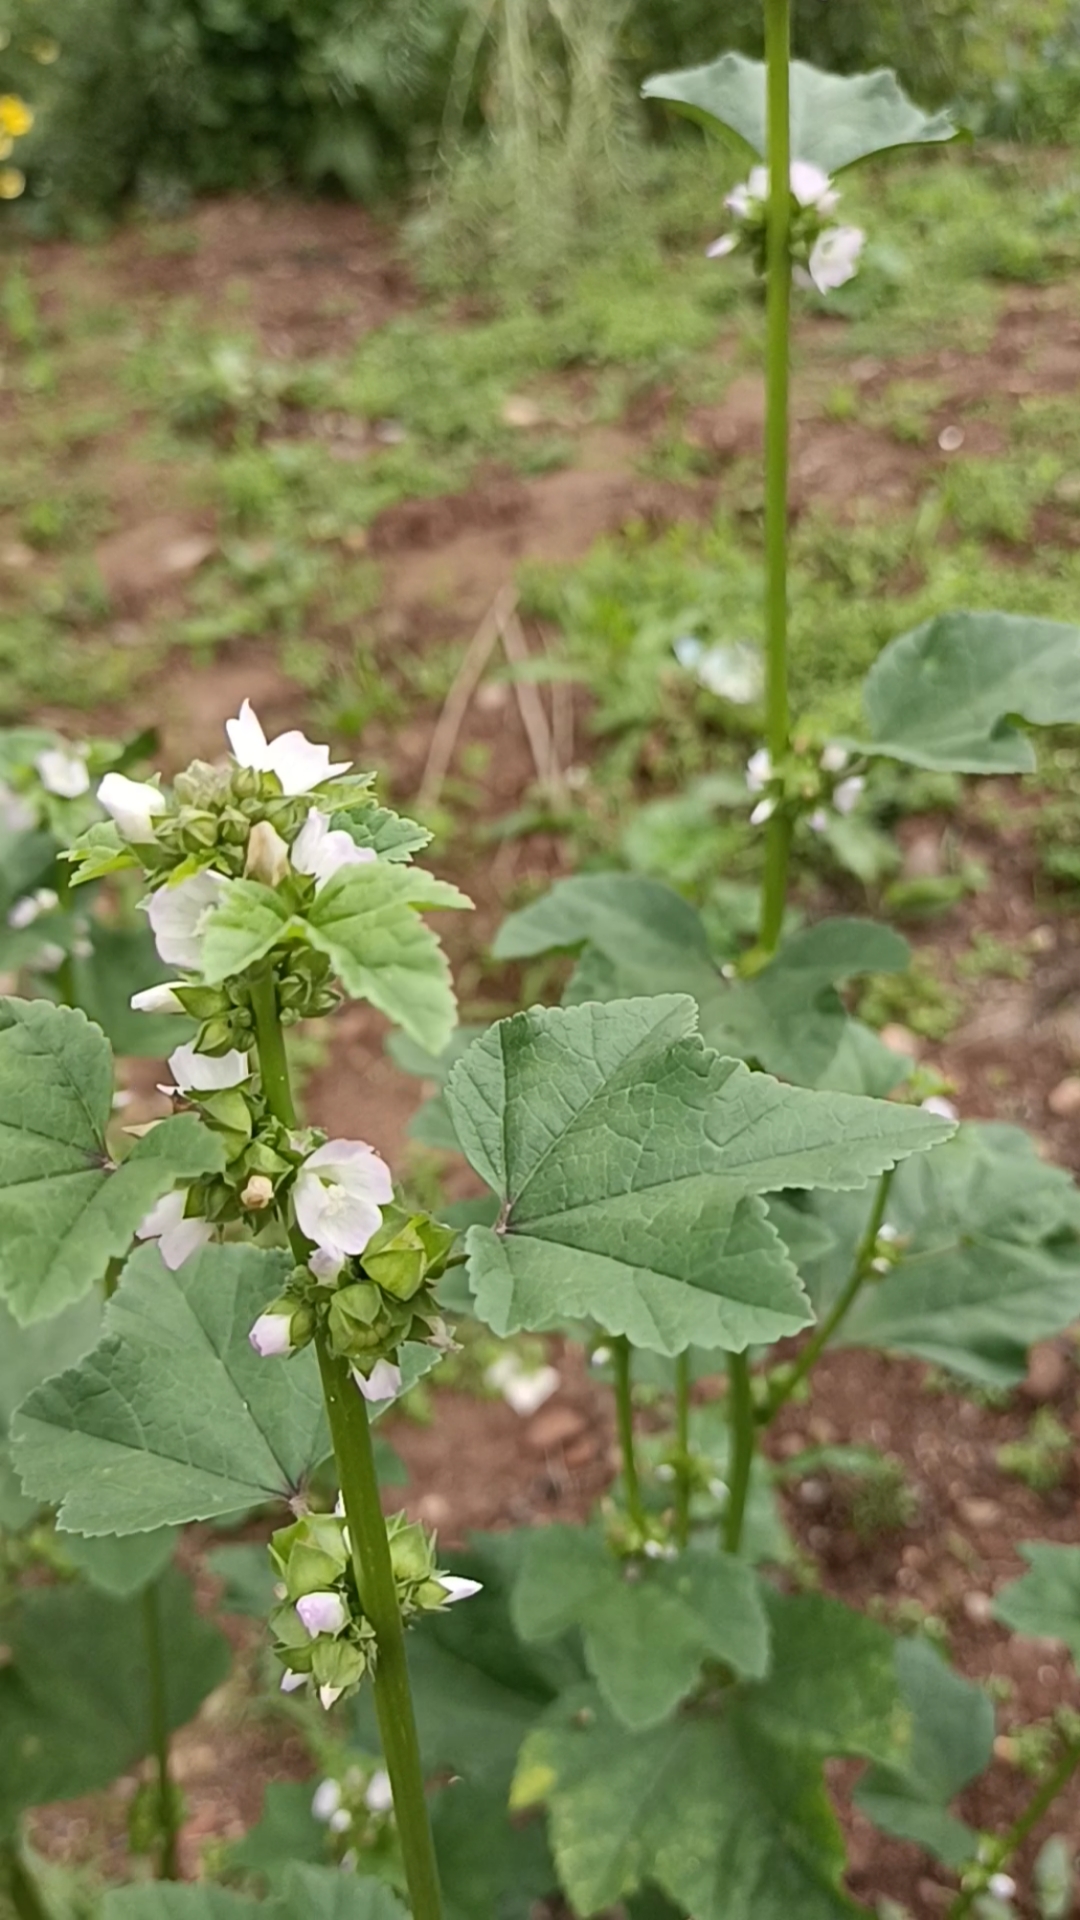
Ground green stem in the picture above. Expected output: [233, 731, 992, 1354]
[758, 0, 793, 957]
[765, 1168, 895, 1423]
[673, 1352, 692, 1550]
[724, 1351, 756, 1555]
[142, 1581, 180, 1881]
[946, 1739, 1080, 1920]
[0, 1839, 53, 1920]
[316, 1340, 444, 1920]
[613, 1337, 647, 1537]
[249, 969, 298, 1130]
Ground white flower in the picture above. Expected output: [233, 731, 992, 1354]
[706, 232, 739, 260]
[987, 1875, 1016, 1902]
[364, 1770, 393, 1814]
[280, 1669, 307, 1694]
[130, 982, 186, 1015]
[241, 1174, 275, 1211]
[750, 796, 777, 827]
[820, 743, 849, 774]
[166, 1041, 249, 1094]
[922, 1095, 959, 1122]
[146, 869, 228, 970]
[319, 1685, 344, 1711]
[485, 1353, 560, 1417]
[292, 809, 377, 890]
[7, 887, 58, 930]
[434, 1575, 483, 1606]
[0, 780, 35, 834]
[37, 746, 90, 798]
[807, 808, 831, 834]
[725, 179, 756, 218]
[226, 699, 350, 797]
[590, 1346, 612, 1368]
[294, 1139, 393, 1264]
[745, 166, 769, 204]
[310, 1247, 346, 1285]
[97, 772, 167, 844]
[833, 776, 865, 816]
[249, 1310, 295, 1358]
[878, 1224, 901, 1244]
[353, 1359, 403, 1404]
[296, 1591, 348, 1639]
[244, 819, 290, 887]
[136, 1189, 213, 1270]
[746, 748, 772, 793]
[805, 225, 865, 294]
[329, 1808, 353, 1835]
[789, 159, 838, 213]
[36, 943, 66, 973]
[312, 1780, 343, 1823]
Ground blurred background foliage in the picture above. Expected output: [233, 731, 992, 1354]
[0, 0, 1078, 232]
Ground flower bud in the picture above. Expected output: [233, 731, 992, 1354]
[244, 819, 290, 886]
[97, 772, 167, 844]
[280, 1668, 308, 1694]
[364, 1771, 393, 1813]
[249, 1308, 295, 1358]
[431, 1574, 483, 1607]
[296, 1590, 348, 1638]
[241, 1173, 275, 1211]
[180, 809, 220, 850]
[130, 982, 186, 1016]
[352, 1357, 402, 1403]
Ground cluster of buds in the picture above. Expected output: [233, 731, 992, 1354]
[708, 159, 864, 294]
[269, 1508, 480, 1710]
[249, 1190, 458, 1403]
[311, 1768, 396, 1869]
[745, 742, 865, 834]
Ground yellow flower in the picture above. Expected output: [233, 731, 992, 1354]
[0, 136, 13, 161]
[0, 96, 32, 139]
[0, 168, 26, 200]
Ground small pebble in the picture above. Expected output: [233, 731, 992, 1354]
[1048, 1075, 1080, 1118]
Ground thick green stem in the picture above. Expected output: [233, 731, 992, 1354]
[766, 1168, 895, 1423]
[947, 1739, 1080, 1920]
[0, 1839, 53, 1920]
[142, 1581, 180, 1881]
[316, 1340, 444, 1920]
[613, 1337, 647, 1536]
[673, 1352, 692, 1549]
[249, 969, 298, 1130]
[724, 1351, 756, 1555]
[758, 0, 793, 957]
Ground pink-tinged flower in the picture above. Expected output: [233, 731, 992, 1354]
[279, 1669, 307, 1694]
[165, 1041, 250, 1095]
[249, 1311, 295, 1358]
[294, 1139, 393, 1264]
[98, 772, 167, 844]
[146, 870, 229, 970]
[789, 159, 838, 212]
[352, 1358, 403, 1404]
[226, 699, 350, 797]
[433, 1575, 483, 1606]
[805, 225, 865, 294]
[296, 1591, 348, 1639]
[136, 1189, 213, 1270]
[37, 745, 90, 798]
[310, 1247, 345, 1285]
[292, 808, 377, 890]
[807, 808, 831, 835]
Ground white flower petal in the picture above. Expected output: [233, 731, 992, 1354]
[312, 1780, 343, 1823]
[328, 1808, 353, 1834]
[922, 1095, 959, 1122]
[280, 1669, 307, 1694]
[167, 1041, 250, 1093]
[319, 1685, 344, 1711]
[706, 233, 739, 260]
[807, 808, 831, 834]
[130, 983, 186, 1015]
[98, 773, 167, 844]
[37, 747, 90, 798]
[807, 225, 865, 294]
[789, 159, 833, 209]
[747, 165, 769, 202]
[296, 1591, 348, 1639]
[292, 809, 377, 889]
[750, 796, 776, 826]
[436, 1576, 483, 1606]
[833, 775, 865, 816]
[249, 1311, 294, 1358]
[485, 1354, 560, 1417]
[746, 747, 772, 793]
[159, 1215, 214, 1271]
[820, 743, 849, 774]
[294, 1140, 393, 1262]
[225, 699, 270, 770]
[0, 779, 35, 834]
[244, 819, 290, 886]
[364, 1770, 393, 1814]
[310, 1248, 346, 1285]
[146, 870, 229, 971]
[353, 1359, 403, 1404]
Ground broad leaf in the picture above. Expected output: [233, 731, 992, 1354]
[72, 922, 197, 1057]
[0, 1568, 229, 1833]
[824, 1125, 1080, 1385]
[306, 866, 471, 1054]
[103, 1868, 408, 1920]
[512, 1685, 860, 1920]
[641, 54, 957, 172]
[12, 1243, 328, 1534]
[228, 1782, 327, 1880]
[432, 1778, 556, 1920]
[200, 879, 292, 981]
[712, 919, 910, 1088]
[61, 1526, 179, 1597]
[513, 1526, 769, 1728]
[0, 1294, 101, 1528]
[855, 1638, 994, 1869]
[857, 611, 1080, 773]
[994, 1544, 1080, 1662]
[750, 1590, 908, 1767]
[0, 997, 224, 1323]
[446, 997, 952, 1355]
[332, 805, 432, 862]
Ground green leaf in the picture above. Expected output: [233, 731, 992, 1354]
[831, 1124, 1080, 1385]
[103, 1869, 408, 1920]
[207, 1542, 281, 1619]
[994, 1544, 1080, 1661]
[0, 997, 225, 1323]
[306, 865, 471, 1054]
[11, 1243, 328, 1535]
[0, 1567, 230, 1833]
[432, 1778, 556, 1920]
[750, 1590, 908, 1767]
[711, 919, 910, 1087]
[512, 1685, 860, 1920]
[103, 1895, 250, 1920]
[332, 805, 433, 862]
[857, 611, 1080, 773]
[493, 873, 723, 1006]
[855, 1638, 993, 1869]
[62, 1526, 179, 1597]
[228, 1782, 327, 1881]
[67, 818, 139, 886]
[641, 54, 957, 172]
[200, 879, 292, 982]
[72, 923, 197, 1057]
[0, 1294, 101, 1528]
[447, 997, 952, 1355]
[512, 1526, 770, 1728]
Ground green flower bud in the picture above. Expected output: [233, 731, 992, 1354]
[387, 1518, 435, 1586]
[197, 1016, 244, 1057]
[174, 985, 230, 1020]
[284, 1541, 349, 1602]
[328, 1283, 392, 1358]
[180, 809, 220, 850]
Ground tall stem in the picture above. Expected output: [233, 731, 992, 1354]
[947, 1739, 1080, 1920]
[758, 0, 793, 957]
[613, 1337, 647, 1536]
[317, 1341, 444, 1920]
[766, 1168, 895, 1423]
[250, 966, 443, 1920]
[673, 1352, 692, 1549]
[142, 1580, 180, 1880]
[724, 1351, 756, 1555]
[0, 1840, 53, 1920]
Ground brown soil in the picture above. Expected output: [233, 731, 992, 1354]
[14, 196, 1080, 1917]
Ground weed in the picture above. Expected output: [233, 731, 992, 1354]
[857, 965, 962, 1043]
[997, 1410, 1073, 1493]
[956, 933, 1032, 982]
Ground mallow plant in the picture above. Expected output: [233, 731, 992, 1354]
[6, 13, 1080, 1920]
